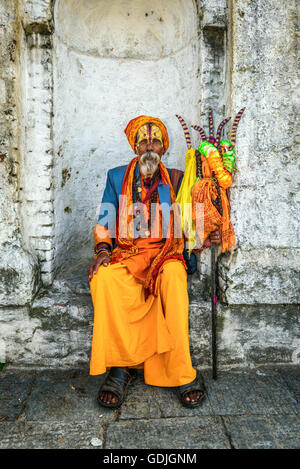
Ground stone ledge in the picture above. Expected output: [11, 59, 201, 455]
[0, 277, 299, 368]
[219, 247, 300, 304]
[19, 0, 54, 35]
[0, 245, 40, 306]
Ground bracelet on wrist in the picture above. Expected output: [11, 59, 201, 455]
[95, 248, 111, 256]
[94, 244, 111, 260]
[94, 250, 111, 261]
[94, 243, 111, 254]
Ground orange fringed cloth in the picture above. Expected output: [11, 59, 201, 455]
[108, 157, 185, 298]
[192, 151, 235, 253]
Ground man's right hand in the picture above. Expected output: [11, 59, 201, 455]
[88, 252, 110, 282]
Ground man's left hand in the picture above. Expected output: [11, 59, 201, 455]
[209, 229, 222, 244]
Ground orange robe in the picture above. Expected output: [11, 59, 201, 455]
[89, 177, 197, 387]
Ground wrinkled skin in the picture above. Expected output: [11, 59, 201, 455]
[88, 251, 110, 283]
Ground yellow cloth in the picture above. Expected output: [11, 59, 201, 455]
[176, 148, 197, 253]
[89, 260, 196, 387]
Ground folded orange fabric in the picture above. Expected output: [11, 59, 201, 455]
[191, 155, 235, 253]
[206, 150, 233, 189]
[89, 261, 196, 386]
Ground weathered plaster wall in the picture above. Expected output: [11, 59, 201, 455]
[18, 0, 55, 286]
[219, 0, 300, 306]
[0, 0, 299, 368]
[52, 0, 202, 276]
[0, 0, 40, 311]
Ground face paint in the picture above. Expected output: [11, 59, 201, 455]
[136, 124, 163, 146]
[147, 124, 152, 145]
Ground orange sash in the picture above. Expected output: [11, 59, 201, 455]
[110, 157, 185, 297]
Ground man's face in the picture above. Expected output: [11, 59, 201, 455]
[135, 124, 164, 177]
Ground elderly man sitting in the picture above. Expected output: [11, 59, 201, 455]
[88, 116, 221, 409]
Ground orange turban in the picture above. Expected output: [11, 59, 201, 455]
[124, 115, 169, 154]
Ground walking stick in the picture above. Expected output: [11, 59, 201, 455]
[177, 108, 244, 381]
[210, 172, 222, 380]
[193, 107, 244, 381]
[176, 116, 221, 380]
[211, 241, 217, 380]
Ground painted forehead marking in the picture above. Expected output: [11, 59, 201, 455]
[137, 124, 162, 145]
[147, 124, 152, 144]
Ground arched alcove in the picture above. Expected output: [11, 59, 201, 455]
[52, 0, 202, 279]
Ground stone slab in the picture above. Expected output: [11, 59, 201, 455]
[0, 420, 103, 449]
[276, 365, 300, 403]
[25, 369, 115, 423]
[0, 370, 36, 421]
[0, 247, 40, 306]
[106, 416, 231, 449]
[223, 415, 300, 449]
[190, 302, 300, 367]
[215, 304, 300, 366]
[219, 247, 300, 305]
[119, 371, 164, 420]
[202, 368, 300, 416]
[121, 367, 300, 420]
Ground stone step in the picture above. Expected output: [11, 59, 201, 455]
[1, 276, 298, 368]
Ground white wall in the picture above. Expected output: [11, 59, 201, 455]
[53, 0, 202, 276]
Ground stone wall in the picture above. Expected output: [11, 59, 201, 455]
[0, 0, 299, 368]
[220, 0, 300, 306]
[0, 0, 40, 309]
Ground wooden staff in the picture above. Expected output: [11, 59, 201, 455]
[196, 152, 219, 379]
[211, 241, 217, 380]
[211, 173, 223, 380]
[179, 118, 225, 380]
[193, 108, 245, 380]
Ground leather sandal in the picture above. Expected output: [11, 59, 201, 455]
[97, 367, 137, 409]
[177, 374, 206, 408]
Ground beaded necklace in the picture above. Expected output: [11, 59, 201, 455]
[132, 168, 160, 234]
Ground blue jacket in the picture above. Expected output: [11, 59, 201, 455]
[96, 164, 197, 275]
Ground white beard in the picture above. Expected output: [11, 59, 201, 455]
[139, 152, 160, 177]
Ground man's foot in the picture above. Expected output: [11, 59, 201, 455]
[183, 390, 204, 404]
[97, 367, 134, 408]
[98, 390, 119, 405]
[99, 368, 129, 405]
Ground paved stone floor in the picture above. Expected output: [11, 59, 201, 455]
[0, 365, 299, 449]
